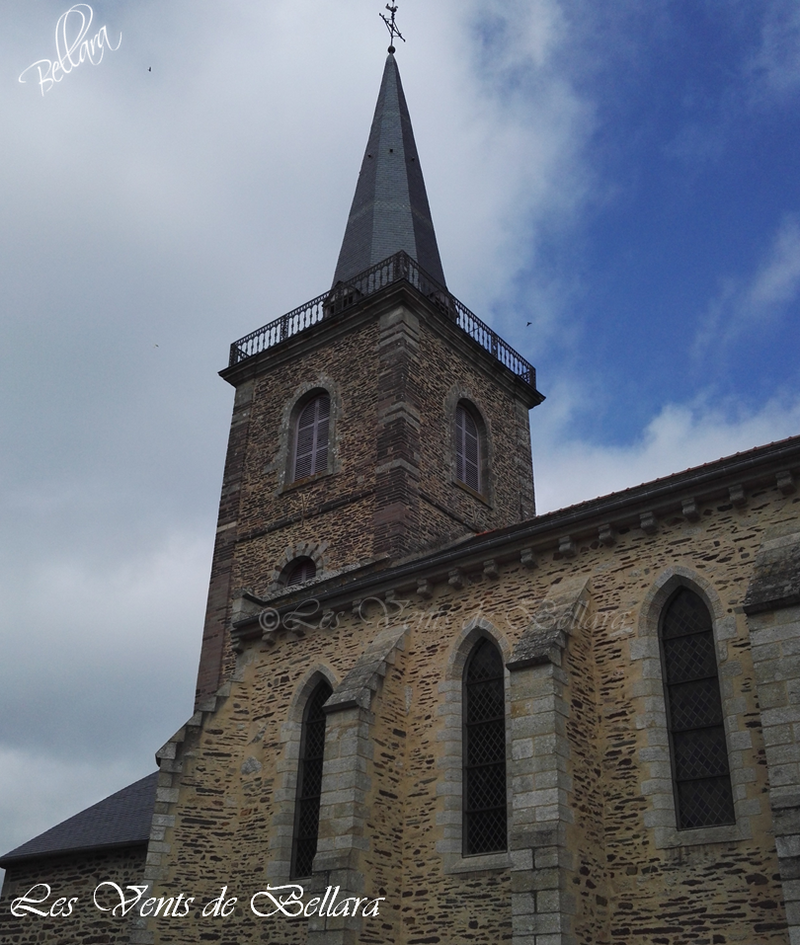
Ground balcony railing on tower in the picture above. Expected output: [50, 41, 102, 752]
[228, 251, 536, 388]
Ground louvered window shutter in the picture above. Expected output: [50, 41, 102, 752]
[293, 394, 330, 481]
[456, 405, 481, 492]
[286, 557, 316, 586]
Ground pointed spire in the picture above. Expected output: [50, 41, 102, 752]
[332, 53, 446, 288]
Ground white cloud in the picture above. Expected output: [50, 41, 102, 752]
[2, 0, 798, 888]
[0, 0, 596, 868]
[694, 215, 800, 359]
[469, 0, 569, 76]
[748, 216, 800, 307]
[750, 0, 800, 97]
[0, 529, 208, 860]
[409, 0, 594, 334]
[0, 0, 598, 874]
[535, 394, 800, 512]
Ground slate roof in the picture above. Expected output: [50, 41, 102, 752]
[332, 52, 446, 288]
[0, 772, 157, 866]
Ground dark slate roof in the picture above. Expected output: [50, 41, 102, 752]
[332, 53, 446, 288]
[0, 772, 157, 866]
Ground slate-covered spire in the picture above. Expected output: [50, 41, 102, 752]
[332, 53, 446, 288]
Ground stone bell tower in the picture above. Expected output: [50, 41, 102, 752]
[194, 51, 544, 704]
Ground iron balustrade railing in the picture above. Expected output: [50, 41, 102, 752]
[228, 251, 536, 388]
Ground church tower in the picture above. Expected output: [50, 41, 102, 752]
[195, 50, 543, 704]
[4, 27, 798, 945]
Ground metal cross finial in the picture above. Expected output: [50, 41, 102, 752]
[380, 3, 405, 53]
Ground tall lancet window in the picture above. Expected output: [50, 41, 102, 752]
[292, 680, 332, 877]
[660, 588, 735, 829]
[456, 403, 482, 493]
[293, 393, 330, 482]
[463, 638, 507, 854]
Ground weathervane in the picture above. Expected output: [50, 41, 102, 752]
[380, 3, 405, 53]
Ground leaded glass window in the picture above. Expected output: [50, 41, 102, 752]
[293, 393, 330, 481]
[291, 680, 332, 877]
[463, 638, 507, 854]
[456, 403, 481, 493]
[660, 588, 735, 829]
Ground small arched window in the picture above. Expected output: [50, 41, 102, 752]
[456, 403, 482, 493]
[293, 393, 330, 482]
[660, 588, 735, 829]
[284, 557, 316, 586]
[292, 679, 332, 877]
[463, 637, 507, 854]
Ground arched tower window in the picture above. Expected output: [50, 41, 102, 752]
[660, 588, 735, 829]
[293, 393, 330, 482]
[283, 557, 316, 586]
[456, 402, 482, 493]
[463, 637, 507, 854]
[291, 679, 333, 877]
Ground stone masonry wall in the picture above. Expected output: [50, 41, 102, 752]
[196, 378, 253, 702]
[412, 318, 536, 535]
[0, 846, 146, 945]
[157, 453, 795, 944]
[234, 317, 381, 585]
[745, 523, 800, 945]
[198, 285, 538, 705]
[563, 584, 610, 944]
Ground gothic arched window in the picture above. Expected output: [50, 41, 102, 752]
[463, 637, 507, 854]
[660, 588, 735, 829]
[291, 680, 332, 877]
[455, 402, 482, 493]
[293, 393, 330, 482]
[284, 557, 316, 586]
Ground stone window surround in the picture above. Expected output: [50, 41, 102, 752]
[437, 616, 513, 874]
[273, 377, 342, 494]
[444, 385, 494, 507]
[268, 664, 339, 883]
[281, 555, 317, 587]
[634, 565, 758, 849]
[269, 540, 329, 591]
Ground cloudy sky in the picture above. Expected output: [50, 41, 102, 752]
[2, 0, 800, 869]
